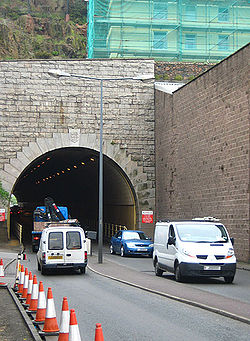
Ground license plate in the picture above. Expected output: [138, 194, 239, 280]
[48, 255, 63, 260]
[137, 248, 146, 251]
[204, 265, 221, 270]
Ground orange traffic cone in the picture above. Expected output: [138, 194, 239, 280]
[58, 297, 70, 341]
[35, 281, 46, 323]
[95, 323, 104, 341]
[25, 272, 33, 306]
[28, 274, 38, 312]
[0, 259, 4, 277]
[21, 268, 29, 299]
[42, 287, 59, 333]
[18, 265, 25, 294]
[69, 309, 81, 341]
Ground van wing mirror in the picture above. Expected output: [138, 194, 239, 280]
[168, 236, 175, 246]
[230, 237, 234, 246]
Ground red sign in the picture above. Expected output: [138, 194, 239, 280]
[142, 211, 153, 224]
[0, 209, 5, 222]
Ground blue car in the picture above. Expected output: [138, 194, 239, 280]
[110, 230, 153, 257]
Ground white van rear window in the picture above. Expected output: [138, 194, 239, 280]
[66, 231, 81, 250]
[48, 232, 63, 250]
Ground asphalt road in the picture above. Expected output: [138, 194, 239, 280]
[24, 251, 250, 341]
[102, 249, 250, 304]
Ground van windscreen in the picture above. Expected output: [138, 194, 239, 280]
[48, 232, 63, 250]
[176, 224, 228, 243]
[66, 231, 81, 249]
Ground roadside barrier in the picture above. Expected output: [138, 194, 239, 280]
[35, 281, 46, 323]
[58, 297, 70, 341]
[69, 309, 81, 341]
[28, 274, 38, 312]
[95, 323, 104, 341]
[42, 287, 59, 334]
[0, 258, 4, 277]
[21, 268, 29, 299]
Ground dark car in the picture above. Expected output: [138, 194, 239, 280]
[110, 230, 153, 257]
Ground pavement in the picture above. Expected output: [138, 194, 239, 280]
[0, 223, 250, 340]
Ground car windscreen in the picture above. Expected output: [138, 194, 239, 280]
[176, 224, 228, 243]
[48, 232, 63, 250]
[122, 231, 148, 240]
[66, 231, 81, 249]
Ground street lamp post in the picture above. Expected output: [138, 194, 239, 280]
[48, 69, 154, 263]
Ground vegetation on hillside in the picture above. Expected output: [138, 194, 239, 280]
[0, 0, 87, 60]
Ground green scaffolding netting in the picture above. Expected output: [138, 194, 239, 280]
[87, 0, 250, 61]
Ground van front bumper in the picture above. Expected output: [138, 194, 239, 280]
[179, 262, 236, 278]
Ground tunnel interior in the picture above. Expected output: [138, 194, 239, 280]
[11, 147, 136, 242]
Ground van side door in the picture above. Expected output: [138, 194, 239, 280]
[165, 225, 176, 271]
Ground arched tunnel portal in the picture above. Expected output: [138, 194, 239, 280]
[11, 147, 137, 244]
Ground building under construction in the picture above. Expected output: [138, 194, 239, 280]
[87, 0, 250, 62]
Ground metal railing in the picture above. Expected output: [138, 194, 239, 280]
[104, 223, 127, 239]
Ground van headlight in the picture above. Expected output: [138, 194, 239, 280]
[226, 248, 234, 259]
[182, 248, 196, 258]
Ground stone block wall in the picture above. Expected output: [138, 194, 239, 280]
[155, 44, 249, 262]
[0, 59, 155, 229]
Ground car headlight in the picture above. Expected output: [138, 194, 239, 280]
[226, 248, 234, 259]
[149, 244, 154, 248]
[182, 248, 195, 258]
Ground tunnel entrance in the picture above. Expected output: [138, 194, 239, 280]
[11, 147, 136, 242]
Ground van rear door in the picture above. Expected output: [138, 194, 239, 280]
[65, 230, 84, 263]
[47, 231, 64, 264]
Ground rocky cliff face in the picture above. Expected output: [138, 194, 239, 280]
[0, 0, 87, 59]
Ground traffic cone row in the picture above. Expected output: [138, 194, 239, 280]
[0, 258, 4, 277]
[15, 262, 105, 340]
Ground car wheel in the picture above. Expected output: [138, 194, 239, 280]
[37, 261, 41, 271]
[155, 260, 163, 277]
[175, 264, 183, 282]
[79, 267, 86, 274]
[120, 246, 126, 257]
[224, 276, 234, 284]
[110, 245, 116, 255]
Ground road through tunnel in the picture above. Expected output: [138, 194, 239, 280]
[10, 147, 137, 244]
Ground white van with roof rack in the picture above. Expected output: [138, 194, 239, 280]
[153, 217, 236, 283]
[37, 220, 87, 275]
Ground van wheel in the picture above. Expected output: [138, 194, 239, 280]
[155, 260, 163, 277]
[175, 264, 183, 282]
[41, 265, 47, 275]
[37, 261, 41, 271]
[80, 267, 86, 274]
[224, 276, 234, 284]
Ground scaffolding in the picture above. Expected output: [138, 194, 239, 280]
[87, 0, 250, 62]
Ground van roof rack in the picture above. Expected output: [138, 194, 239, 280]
[192, 217, 220, 222]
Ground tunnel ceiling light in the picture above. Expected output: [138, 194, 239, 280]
[81, 162, 85, 165]
[90, 158, 95, 162]
[74, 165, 77, 168]
[67, 168, 71, 171]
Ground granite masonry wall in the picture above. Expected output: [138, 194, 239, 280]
[0, 59, 155, 231]
[155, 44, 249, 261]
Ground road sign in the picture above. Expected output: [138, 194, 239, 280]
[0, 209, 5, 222]
[142, 211, 153, 224]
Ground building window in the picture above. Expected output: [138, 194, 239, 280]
[153, 31, 167, 49]
[185, 34, 196, 49]
[218, 35, 229, 50]
[218, 7, 229, 22]
[185, 5, 196, 21]
[153, 1, 167, 19]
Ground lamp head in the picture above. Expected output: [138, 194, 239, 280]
[48, 69, 71, 78]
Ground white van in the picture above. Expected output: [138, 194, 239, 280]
[153, 218, 236, 283]
[37, 221, 88, 275]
